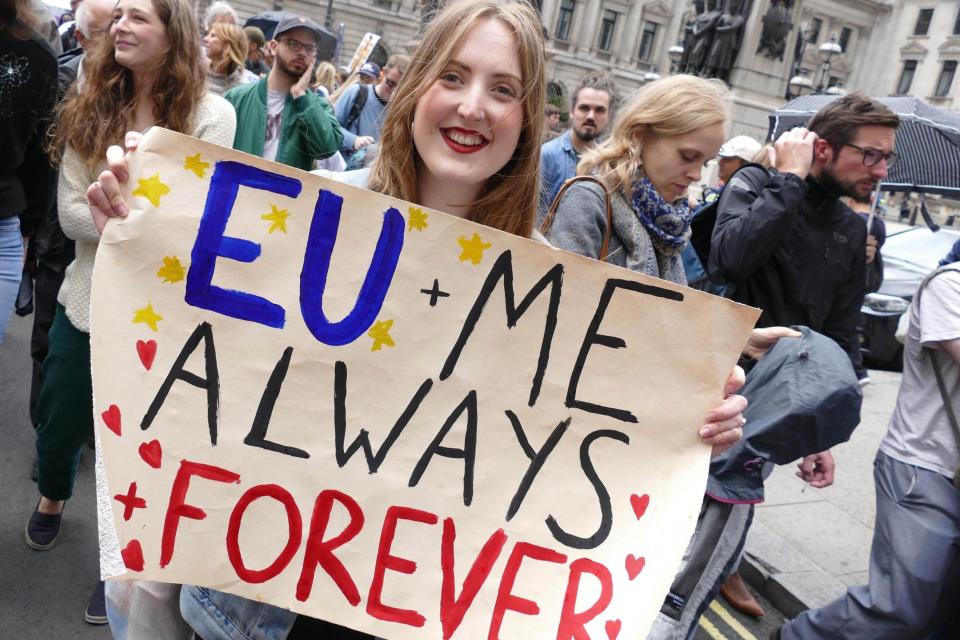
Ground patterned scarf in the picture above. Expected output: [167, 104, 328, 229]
[629, 175, 692, 257]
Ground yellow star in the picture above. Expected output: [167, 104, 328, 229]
[261, 204, 289, 234]
[132, 302, 163, 332]
[156, 256, 186, 283]
[131, 173, 170, 208]
[407, 206, 428, 232]
[457, 233, 492, 265]
[183, 153, 210, 179]
[367, 319, 395, 352]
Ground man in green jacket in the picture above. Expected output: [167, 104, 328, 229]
[224, 16, 342, 171]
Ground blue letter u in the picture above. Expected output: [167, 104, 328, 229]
[300, 189, 404, 345]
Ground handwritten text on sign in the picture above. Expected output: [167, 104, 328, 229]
[90, 128, 758, 639]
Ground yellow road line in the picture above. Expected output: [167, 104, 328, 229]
[709, 599, 759, 640]
[698, 615, 729, 640]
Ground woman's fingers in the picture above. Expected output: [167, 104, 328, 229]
[722, 365, 746, 398]
[105, 144, 129, 183]
[96, 170, 129, 218]
[86, 182, 111, 234]
[125, 130, 143, 152]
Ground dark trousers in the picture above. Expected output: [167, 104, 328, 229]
[35, 305, 93, 500]
[29, 262, 66, 427]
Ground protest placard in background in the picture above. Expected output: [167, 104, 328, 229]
[90, 127, 759, 639]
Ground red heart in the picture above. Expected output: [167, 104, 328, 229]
[121, 539, 144, 572]
[102, 405, 121, 436]
[630, 493, 650, 520]
[625, 554, 646, 580]
[138, 439, 162, 469]
[136, 339, 157, 370]
[605, 619, 621, 640]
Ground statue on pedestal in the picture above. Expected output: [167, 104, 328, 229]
[687, 0, 722, 74]
[757, 0, 795, 60]
[679, 0, 705, 73]
[706, 0, 752, 82]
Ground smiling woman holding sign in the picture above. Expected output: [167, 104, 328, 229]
[26, 0, 236, 626]
[87, 1, 753, 637]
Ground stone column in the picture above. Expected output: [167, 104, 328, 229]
[619, 0, 645, 66]
[541, 0, 559, 33]
[573, 0, 603, 55]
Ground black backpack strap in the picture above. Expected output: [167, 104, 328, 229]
[344, 84, 369, 132]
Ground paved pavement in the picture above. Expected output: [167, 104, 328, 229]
[741, 369, 901, 619]
[0, 307, 898, 639]
[0, 313, 109, 639]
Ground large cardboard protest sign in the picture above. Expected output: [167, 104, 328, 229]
[90, 128, 758, 639]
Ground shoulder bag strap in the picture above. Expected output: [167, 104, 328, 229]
[540, 175, 614, 261]
[915, 267, 960, 487]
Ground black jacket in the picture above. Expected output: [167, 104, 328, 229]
[0, 27, 58, 238]
[709, 167, 867, 360]
[707, 326, 862, 503]
[31, 48, 82, 268]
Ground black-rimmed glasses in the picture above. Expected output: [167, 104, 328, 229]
[844, 143, 898, 168]
[281, 38, 317, 56]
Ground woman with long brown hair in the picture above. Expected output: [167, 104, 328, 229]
[203, 21, 256, 96]
[25, 0, 235, 624]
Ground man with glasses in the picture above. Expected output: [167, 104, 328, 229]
[706, 95, 899, 593]
[334, 54, 410, 163]
[224, 16, 342, 171]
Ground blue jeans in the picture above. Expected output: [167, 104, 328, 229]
[0, 217, 23, 344]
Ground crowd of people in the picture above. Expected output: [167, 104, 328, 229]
[2, 0, 958, 638]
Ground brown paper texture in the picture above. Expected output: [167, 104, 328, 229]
[90, 127, 759, 639]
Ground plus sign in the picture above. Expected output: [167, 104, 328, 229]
[114, 481, 147, 521]
[420, 278, 450, 307]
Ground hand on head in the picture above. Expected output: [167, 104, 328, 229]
[774, 127, 817, 180]
[87, 131, 142, 234]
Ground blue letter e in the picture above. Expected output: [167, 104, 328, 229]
[300, 189, 403, 345]
[186, 161, 301, 328]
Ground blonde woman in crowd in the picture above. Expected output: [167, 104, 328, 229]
[203, 21, 256, 96]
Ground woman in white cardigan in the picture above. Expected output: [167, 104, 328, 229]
[25, 0, 235, 625]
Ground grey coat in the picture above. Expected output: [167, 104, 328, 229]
[545, 180, 687, 285]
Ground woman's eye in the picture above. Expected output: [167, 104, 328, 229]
[681, 153, 697, 162]
[440, 72, 461, 83]
[494, 85, 517, 97]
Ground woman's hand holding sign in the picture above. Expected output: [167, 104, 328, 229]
[87, 131, 143, 233]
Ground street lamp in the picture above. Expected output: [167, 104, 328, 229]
[668, 42, 684, 73]
[825, 83, 847, 96]
[788, 69, 814, 96]
[644, 68, 662, 82]
[815, 34, 843, 93]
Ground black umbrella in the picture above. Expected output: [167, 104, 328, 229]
[769, 95, 960, 198]
[243, 11, 337, 62]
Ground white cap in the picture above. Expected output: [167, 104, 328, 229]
[718, 135, 762, 162]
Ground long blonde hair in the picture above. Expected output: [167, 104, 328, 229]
[368, 0, 545, 238]
[579, 74, 731, 197]
[209, 22, 247, 76]
[312, 61, 337, 94]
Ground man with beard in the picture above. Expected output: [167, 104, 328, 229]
[538, 71, 616, 220]
[710, 93, 899, 486]
[224, 16, 342, 171]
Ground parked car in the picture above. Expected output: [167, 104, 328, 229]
[859, 225, 960, 370]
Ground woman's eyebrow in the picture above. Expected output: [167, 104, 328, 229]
[448, 59, 521, 83]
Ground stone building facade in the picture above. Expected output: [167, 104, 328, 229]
[204, 0, 957, 139]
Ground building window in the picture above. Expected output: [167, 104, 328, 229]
[915, 8, 934, 36]
[371, 0, 391, 9]
[807, 17, 822, 43]
[954, 6, 960, 35]
[839, 27, 852, 52]
[897, 60, 918, 94]
[555, 0, 575, 41]
[935, 60, 957, 97]
[598, 9, 618, 52]
[638, 21, 658, 61]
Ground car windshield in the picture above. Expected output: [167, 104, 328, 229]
[883, 227, 960, 271]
